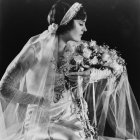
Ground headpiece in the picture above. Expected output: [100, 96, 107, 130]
[48, 2, 82, 34]
[60, 2, 82, 26]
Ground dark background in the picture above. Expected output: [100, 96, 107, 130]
[0, 0, 140, 105]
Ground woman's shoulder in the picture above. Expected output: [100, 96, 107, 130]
[29, 34, 40, 44]
[24, 30, 50, 56]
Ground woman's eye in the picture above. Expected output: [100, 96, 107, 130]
[79, 23, 84, 26]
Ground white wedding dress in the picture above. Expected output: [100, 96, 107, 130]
[0, 28, 140, 140]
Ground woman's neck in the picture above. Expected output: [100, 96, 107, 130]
[58, 34, 68, 55]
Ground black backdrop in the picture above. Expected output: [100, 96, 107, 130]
[0, 0, 140, 105]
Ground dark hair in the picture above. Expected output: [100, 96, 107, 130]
[47, 0, 87, 35]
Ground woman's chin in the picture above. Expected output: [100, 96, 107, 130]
[73, 37, 81, 42]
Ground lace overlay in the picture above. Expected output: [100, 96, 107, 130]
[51, 56, 67, 103]
[50, 55, 98, 139]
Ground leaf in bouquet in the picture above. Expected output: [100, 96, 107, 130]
[96, 55, 103, 63]
[81, 58, 90, 69]
[90, 51, 96, 58]
[69, 65, 79, 72]
[83, 57, 90, 63]
[75, 43, 84, 54]
[70, 58, 77, 65]
[65, 74, 78, 88]
[90, 64, 103, 69]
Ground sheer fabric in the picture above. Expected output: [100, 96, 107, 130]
[0, 28, 94, 140]
[84, 71, 140, 139]
[0, 29, 65, 139]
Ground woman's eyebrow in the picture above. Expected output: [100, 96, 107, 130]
[82, 20, 86, 23]
[79, 20, 86, 23]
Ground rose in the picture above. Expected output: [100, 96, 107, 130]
[65, 41, 78, 53]
[102, 53, 111, 63]
[111, 60, 124, 75]
[83, 42, 89, 48]
[90, 40, 96, 47]
[64, 41, 78, 59]
[89, 40, 99, 52]
[83, 48, 92, 58]
[117, 57, 125, 65]
[74, 55, 83, 64]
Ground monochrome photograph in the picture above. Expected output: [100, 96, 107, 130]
[0, 0, 140, 139]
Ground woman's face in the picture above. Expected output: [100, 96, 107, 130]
[67, 19, 87, 42]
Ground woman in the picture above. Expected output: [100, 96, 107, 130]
[1, 0, 140, 140]
[0, 1, 93, 140]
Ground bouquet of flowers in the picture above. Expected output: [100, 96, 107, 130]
[63, 40, 126, 82]
[62, 40, 127, 139]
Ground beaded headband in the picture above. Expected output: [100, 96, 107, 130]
[60, 2, 82, 26]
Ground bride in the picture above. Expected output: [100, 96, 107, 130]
[0, 0, 140, 140]
[0, 1, 90, 140]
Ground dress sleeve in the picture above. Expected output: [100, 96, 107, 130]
[0, 45, 41, 105]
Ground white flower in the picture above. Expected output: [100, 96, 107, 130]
[111, 60, 123, 74]
[80, 67, 84, 71]
[90, 40, 96, 47]
[90, 56, 98, 65]
[63, 41, 78, 59]
[102, 53, 111, 62]
[83, 48, 92, 58]
[83, 42, 88, 48]
[65, 41, 78, 53]
[74, 55, 83, 64]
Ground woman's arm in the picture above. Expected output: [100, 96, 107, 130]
[0, 45, 41, 105]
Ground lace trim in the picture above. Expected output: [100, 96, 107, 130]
[50, 57, 67, 103]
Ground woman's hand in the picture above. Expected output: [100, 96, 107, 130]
[67, 69, 91, 77]
[90, 68, 112, 82]
[67, 68, 112, 79]
[66, 68, 112, 84]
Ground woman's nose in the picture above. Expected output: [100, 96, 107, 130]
[84, 25, 87, 32]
